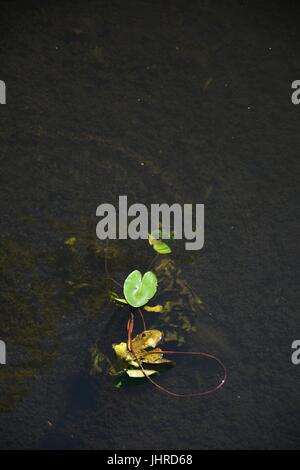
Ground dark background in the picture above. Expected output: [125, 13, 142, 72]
[0, 0, 299, 449]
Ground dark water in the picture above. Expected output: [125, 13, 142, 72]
[0, 0, 299, 449]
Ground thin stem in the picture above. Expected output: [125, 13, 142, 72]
[147, 253, 159, 271]
[138, 308, 147, 331]
[127, 314, 227, 398]
[104, 277, 122, 288]
[104, 238, 122, 287]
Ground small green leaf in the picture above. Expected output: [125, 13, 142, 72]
[112, 342, 128, 361]
[126, 369, 158, 378]
[141, 349, 175, 365]
[148, 234, 171, 254]
[123, 270, 157, 308]
[64, 236, 77, 246]
[110, 291, 128, 304]
[143, 304, 163, 313]
[115, 380, 124, 389]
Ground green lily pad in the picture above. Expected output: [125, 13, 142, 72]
[123, 270, 157, 308]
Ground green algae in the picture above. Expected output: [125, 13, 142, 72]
[0, 233, 112, 411]
[152, 257, 204, 345]
[0, 215, 204, 408]
[0, 239, 60, 411]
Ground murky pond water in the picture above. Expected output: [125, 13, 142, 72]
[0, 0, 299, 449]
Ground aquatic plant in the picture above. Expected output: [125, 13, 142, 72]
[123, 270, 157, 308]
[148, 233, 172, 254]
[97, 232, 226, 397]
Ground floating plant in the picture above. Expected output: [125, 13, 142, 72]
[112, 327, 174, 383]
[148, 233, 172, 255]
[123, 270, 157, 308]
[92, 231, 227, 397]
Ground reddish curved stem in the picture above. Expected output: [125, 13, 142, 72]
[127, 314, 227, 398]
[127, 313, 134, 351]
[138, 308, 147, 331]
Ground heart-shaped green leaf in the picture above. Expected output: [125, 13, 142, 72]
[123, 270, 157, 308]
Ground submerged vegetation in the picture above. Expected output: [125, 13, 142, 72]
[0, 239, 60, 411]
[0, 226, 225, 411]
[91, 231, 227, 397]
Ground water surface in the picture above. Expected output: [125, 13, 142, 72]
[0, 0, 299, 449]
